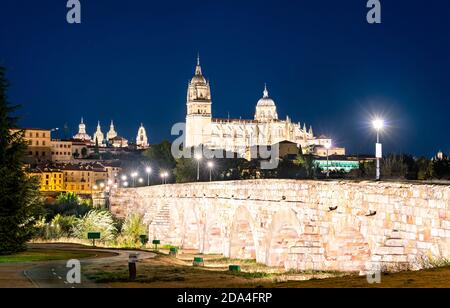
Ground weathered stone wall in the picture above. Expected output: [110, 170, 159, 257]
[109, 180, 450, 273]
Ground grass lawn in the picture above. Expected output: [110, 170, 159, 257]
[0, 249, 96, 263]
[83, 251, 450, 288]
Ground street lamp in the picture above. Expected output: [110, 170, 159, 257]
[372, 118, 384, 181]
[145, 166, 152, 186]
[207, 161, 214, 182]
[123, 181, 129, 187]
[138, 178, 144, 185]
[131, 172, 138, 187]
[195, 154, 202, 181]
[93, 185, 98, 191]
[121, 175, 127, 181]
[160, 171, 168, 184]
[325, 143, 331, 178]
[99, 182, 105, 189]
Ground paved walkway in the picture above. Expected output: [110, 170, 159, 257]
[1, 244, 155, 288]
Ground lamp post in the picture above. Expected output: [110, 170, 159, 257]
[131, 172, 138, 187]
[160, 172, 168, 184]
[325, 143, 331, 178]
[195, 154, 202, 181]
[145, 166, 152, 186]
[207, 161, 214, 182]
[138, 178, 144, 185]
[372, 118, 384, 181]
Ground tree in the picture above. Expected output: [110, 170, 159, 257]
[0, 66, 42, 254]
[81, 147, 87, 158]
[416, 157, 432, 180]
[175, 158, 197, 183]
[143, 140, 176, 175]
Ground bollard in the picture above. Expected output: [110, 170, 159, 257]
[229, 265, 241, 272]
[169, 247, 178, 257]
[128, 253, 138, 280]
[193, 257, 204, 267]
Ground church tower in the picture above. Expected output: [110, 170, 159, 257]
[185, 55, 212, 148]
[93, 121, 104, 145]
[73, 117, 92, 141]
[107, 120, 118, 140]
[136, 123, 149, 149]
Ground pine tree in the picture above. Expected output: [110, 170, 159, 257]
[0, 66, 42, 254]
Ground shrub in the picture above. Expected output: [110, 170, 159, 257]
[122, 213, 147, 241]
[72, 210, 117, 241]
[44, 192, 92, 219]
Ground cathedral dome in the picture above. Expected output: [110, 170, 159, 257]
[256, 85, 276, 107]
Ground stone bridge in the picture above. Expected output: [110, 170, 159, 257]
[109, 180, 450, 273]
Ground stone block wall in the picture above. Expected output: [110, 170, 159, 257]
[109, 180, 450, 273]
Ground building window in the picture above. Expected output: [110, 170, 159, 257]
[43, 141, 46, 146]
[36, 140, 39, 146]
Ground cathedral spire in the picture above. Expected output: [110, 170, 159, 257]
[263, 83, 269, 98]
[195, 54, 202, 76]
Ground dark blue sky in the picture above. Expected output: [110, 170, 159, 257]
[1, 0, 449, 156]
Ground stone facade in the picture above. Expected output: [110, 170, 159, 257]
[109, 180, 450, 273]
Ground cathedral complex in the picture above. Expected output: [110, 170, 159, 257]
[73, 118, 149, 149]
[185, 57, 344, 156]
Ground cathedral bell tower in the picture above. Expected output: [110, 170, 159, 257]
[185, 55, 212, 148]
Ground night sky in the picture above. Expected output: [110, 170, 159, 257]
[1, 0, 449, 157]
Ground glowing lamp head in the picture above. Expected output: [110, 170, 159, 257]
[93, 185, 98, 190]
[138, 178, 144, 183]
[131, 172, 138, 178]
[207, 161, 214, 168]
[372, 119, 384, 131]
[123, 181, 129, 187]
[195, 154, 202, 161]
[325, 143, 331, 150]
[145, 167, 152, 174]
[99, 183, 105, 188]
[121, 175, 127, 181]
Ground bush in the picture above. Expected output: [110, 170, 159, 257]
[72, 210, 117, 241]
[44, 192, 92, 219]
[34, 214, 79, 239]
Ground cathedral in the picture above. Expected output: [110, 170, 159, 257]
[73, 118, 149, 149]
[185, 57, 343, 156]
